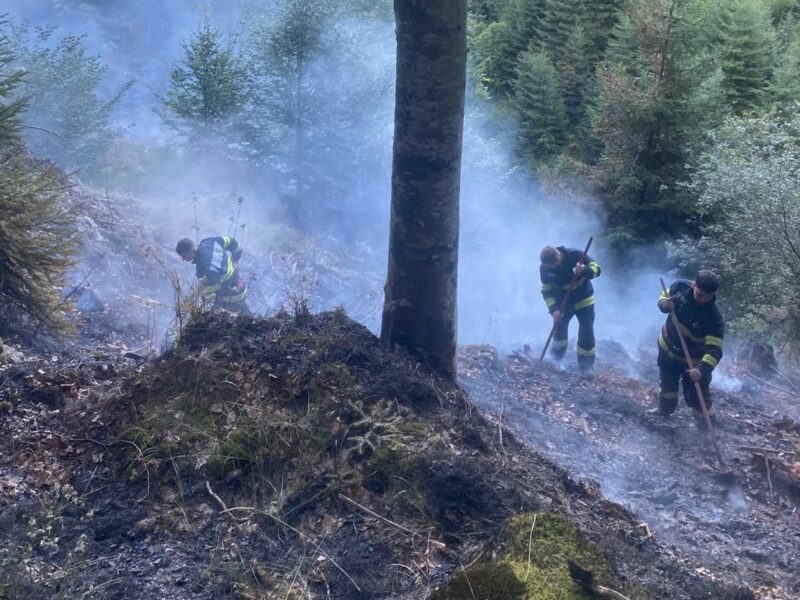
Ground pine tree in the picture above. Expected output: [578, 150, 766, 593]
[0, 23, 23, 148]
[504, 0, 548, 55]
[471, 0, 547, 98]
[715, 0, 776, 114]
[582, 0, 625, 64]
[514, 50, 568, 162]
[559, 24, 593, 134]
[246, 0, 335, 223]
[590, 0, 704, 247]
[769, 15, 800, 110]
[9, 24, 130, 174]
[539, 0, 581, 62]
[472, 20, 519, 97]
[161, 18, 247, 153]
[0, 23, 77, 336]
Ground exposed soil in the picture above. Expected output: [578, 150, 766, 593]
[460, 344, 800, 600]
[0, 311, 768, 599]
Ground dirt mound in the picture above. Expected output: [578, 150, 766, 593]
[1, 311, 758, 598]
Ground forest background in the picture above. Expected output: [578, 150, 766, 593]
[2, 0, 800, 355]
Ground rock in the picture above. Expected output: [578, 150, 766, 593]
[0, 342, 24, 364]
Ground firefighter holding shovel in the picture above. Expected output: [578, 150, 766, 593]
[653, 270, 724, 428]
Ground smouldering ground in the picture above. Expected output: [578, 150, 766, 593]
[460, 344, 800, 600]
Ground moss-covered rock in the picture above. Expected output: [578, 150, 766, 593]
[432, 512, 621, 600]
[432, 562, 526, 599]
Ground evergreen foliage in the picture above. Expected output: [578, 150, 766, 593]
[715, 0, 776, 114]
[583, 0, 625, 63]
[0, 23, 77, 336]
[246, 0, 333, 178]
[472, 19, 519, 97]
[559, 24, 593, 135]
[9, 23, 130, 174]
[514, 50, 568, 162]
[160, 18, 248, 156]
[242, 0, 395, 231]
[539, 0, 580, 62]
[770, 14, 800, 110]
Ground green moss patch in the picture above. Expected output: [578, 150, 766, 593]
[433, 512, 616, 600]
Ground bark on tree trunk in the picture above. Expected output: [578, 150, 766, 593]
[380, 0, 467, 381]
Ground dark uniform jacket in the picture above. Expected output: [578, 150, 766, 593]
[192, 236, 245, 304]
[540, 246, 601, 314]
[658, 280, 724, 374]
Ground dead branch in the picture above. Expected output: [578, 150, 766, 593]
[568, 560, 633, 600]
[337, 493, 417, 535]
[524, 514, 538, 581]
[765, 455, 774, 502]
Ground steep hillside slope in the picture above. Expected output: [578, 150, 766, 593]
[461, 346, 800, 600]
[0, 311, 757, 599]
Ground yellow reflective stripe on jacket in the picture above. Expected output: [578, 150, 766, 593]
[659, 333, 687, 363]
[545, 297, 556, 308]
[574, 295, 594, 310]
[588, 261, 600, 278]
[705, 335, 723, 348]
[205, 282, 221, 293]
[677, 322, 704, 344]
[659, 289, 670, 301]
[222, 236, 231, 248]
[220, 260, 235, 284]
[541, 283, 553, 292]
[701, 354, 718, 369]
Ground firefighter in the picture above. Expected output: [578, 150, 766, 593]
[540, 245, 601, 379]
[176, 236, 249, 314]
[654, 270, 724, 427]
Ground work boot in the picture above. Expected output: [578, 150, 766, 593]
[548, 352, 566, 370]
[579, 363, 595, 380]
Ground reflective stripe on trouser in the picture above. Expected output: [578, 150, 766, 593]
[550, 303, 595, 364]
[657, 346, 712, 413]
[215, 275, 249, 311]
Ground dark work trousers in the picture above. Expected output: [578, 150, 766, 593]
[550, 303, 596, 368]
[657, 347, 713, 414]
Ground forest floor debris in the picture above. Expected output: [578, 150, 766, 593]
[0, 311, 764, 599]
[460, 345, 800, 600]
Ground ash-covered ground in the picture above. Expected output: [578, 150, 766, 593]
[0, 312, 761, 599]
[460, 343, 800, 600]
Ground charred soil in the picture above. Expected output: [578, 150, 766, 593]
[0, 311, 770, 599]
[460, 345, 800, 600]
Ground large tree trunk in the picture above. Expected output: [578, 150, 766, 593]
[380, 0, 467, 380]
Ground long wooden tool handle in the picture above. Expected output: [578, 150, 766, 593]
[659, 278, 727, 469]
[539, 237, 593, 362]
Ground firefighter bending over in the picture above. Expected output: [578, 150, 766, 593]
[654, 270, 724, 427]
[176, 236, 249, 314]
[540, 245, 601, 379]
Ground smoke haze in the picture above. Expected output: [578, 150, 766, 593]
[4, 1, 698, 369]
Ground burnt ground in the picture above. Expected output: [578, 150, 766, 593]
[0, 310, 765, 600]
[460, 344, 800, 600]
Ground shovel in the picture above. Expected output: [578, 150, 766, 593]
[539, 237, 593, 362]
[659, 278, 737, 486]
